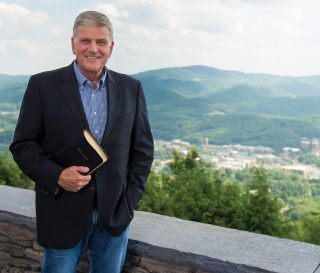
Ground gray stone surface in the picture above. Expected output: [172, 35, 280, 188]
[0, 185, 35, 218]
[1, 185, 320, 273]
[131, 212, 320, 273]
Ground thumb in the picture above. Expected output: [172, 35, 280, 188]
[75, 166, 90, 174]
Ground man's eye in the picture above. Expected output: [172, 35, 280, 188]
[97, 41, 107, 45]
[81, 40, 90, 44]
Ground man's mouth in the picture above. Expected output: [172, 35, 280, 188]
[86, 56, 100, 60]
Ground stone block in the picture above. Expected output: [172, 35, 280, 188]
[0, 235, 8, 243]
[0, 267, 38, 273]
[0, 250, 10, 260]
[24, 248, 43, 263]
[125, 253, 142, 268]
[0, 243, 25, 257]
[10, 239, 32, 248]
[0, 222, 35, 241]
[123, 267, 149, 273]
[32, 242, 42, 251]
[138, 256, 195, 273]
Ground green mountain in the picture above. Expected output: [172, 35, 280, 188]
[133, 65, 320, 151]
[1, 66, 320, 151]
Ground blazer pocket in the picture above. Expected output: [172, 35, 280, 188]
[123, 184, 134, 219]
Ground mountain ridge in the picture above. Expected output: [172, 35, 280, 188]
[1, 65, 320, 151]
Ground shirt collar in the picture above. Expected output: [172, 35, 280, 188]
[72, 60, 107, 89]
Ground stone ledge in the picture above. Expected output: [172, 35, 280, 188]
[0, 185, 320, 273]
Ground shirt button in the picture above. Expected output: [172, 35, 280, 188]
[95, 130, 98, 133]
[92, 94, 95, 98]
[94, 112, 97, 115]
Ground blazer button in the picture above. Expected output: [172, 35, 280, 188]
[40, 189, 49, 195]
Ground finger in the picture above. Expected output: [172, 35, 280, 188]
[75, 174, 91, 183]
[75, 179, 89, 187]
[58, 167, 91, 191]
[73, 166, 90, 174]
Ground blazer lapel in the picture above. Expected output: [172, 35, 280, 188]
[102, 70, 122, 144]
[59, 64, 89, 130]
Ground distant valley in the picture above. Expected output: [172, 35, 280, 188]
[1, 66, 320, 151]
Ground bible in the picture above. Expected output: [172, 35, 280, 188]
[53, 129, 108, 175]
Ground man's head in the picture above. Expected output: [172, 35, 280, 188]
[72, 11, 114, 83]
[73, 10, 113, 43]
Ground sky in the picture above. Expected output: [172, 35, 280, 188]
[0, 0, 319, 76]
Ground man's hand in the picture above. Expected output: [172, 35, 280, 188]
[58, 166, 91, 192]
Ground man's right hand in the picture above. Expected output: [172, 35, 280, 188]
[58, 166, 91, 192]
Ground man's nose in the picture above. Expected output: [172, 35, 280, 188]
[88, 41, 98, 52]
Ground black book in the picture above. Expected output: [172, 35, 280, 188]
[53, 129, 108, 175]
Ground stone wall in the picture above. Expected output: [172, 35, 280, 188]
[0, 212, 210, 273]
[0, 215, 40, 273]
[0, 185, 320, 273]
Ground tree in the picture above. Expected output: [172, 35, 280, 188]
[139, 150, 299, 241]
[166, 148, 217, 223]
[299, 211, 320, 245]
[243, 168, 283, 236]
[138, 170, 174, 216]
[0, 153, 34, 190]
[143, 148, 247, 228]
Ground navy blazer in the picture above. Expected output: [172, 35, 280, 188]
[10, 64, 154, 249]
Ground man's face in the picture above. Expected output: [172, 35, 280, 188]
[72, 25, 114, 81]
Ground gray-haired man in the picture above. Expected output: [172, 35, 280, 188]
[10, 10, 154, 272]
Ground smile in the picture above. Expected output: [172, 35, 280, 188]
[86, 56, 100, 60]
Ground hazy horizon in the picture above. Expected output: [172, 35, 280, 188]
[1, 63, 320, 78]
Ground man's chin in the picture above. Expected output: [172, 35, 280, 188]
[84, 67, 101, 75]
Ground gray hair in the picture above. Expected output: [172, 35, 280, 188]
[73, 11, 113, 43]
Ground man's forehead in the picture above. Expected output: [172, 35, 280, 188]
[75, 26, 110, 39]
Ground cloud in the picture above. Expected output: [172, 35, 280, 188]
[0, 37, 71, 74]
[48, 26, 69, 37]
[0, 2, 73, 74]
[40, 0, 64, 3]
[101, 0, 315, 75]
[0, 2, 48, 38]
[1, 0, 319, 76]
[1, 39, 45, 56]
[88, 3, 128, 19]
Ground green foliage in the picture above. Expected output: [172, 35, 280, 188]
[301, 211, 320, 244]
[139, 149, 320, 245]
[166, 149, 221, 223]
[290, 151, 320, 167]
[162, 149, 249, 228]
[0, 153, 34, 190]
[243, 168, 282, 235]
[137, 170, 173, 215]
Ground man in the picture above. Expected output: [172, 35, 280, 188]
[10, 10, 154, 273]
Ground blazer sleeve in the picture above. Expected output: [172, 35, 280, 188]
[9, 76, 64, 195]
[125, 81, 154, 208]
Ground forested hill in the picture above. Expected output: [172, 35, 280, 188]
[134, 66, 320, 151]
[1, 66, 320, 151]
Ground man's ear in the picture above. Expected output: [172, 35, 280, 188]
[71, 37, 76, 55]
[108, 41, 114, 58]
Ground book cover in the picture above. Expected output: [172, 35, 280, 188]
[52, 129, 108, 175]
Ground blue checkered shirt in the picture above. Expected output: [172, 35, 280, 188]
[73, 61, 108, 144]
